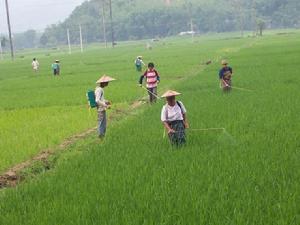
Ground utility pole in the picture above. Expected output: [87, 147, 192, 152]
[231, 0, 244, 37]
[252, 0, 257, 36]
[239, 0, 244, 37]
[101, 0, 107, 48]
[109, 0, 115, 48]
[67, 28, 71, 54]
[5, 0, 14, 60]
[79, 25, 83, 53]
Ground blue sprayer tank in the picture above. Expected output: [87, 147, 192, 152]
[86, 90, 97, 108]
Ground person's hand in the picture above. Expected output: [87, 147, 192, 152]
[184, 122, 189, 129]
[105, 101, 111, 105]
[168, 129, 176, 134]
[138, 84, 142, 87]
[157, 80, 160, 84]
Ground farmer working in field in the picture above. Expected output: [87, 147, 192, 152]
[219, 59, 233, 91]
[32, 58, 40, 72]
[52, 60, 60, 76]
[95, 75, 116, 139]
[139, 62, 160, 103]
[134, 56, 145, 72]
[161, 90, 189, 146]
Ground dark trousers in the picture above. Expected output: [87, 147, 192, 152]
[147, 87, 157, 103]
[53, 69, 60, 75]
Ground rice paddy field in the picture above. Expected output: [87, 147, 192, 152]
[0, 30, 299, 225]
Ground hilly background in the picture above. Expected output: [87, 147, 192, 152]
[2, 0, 300, 49]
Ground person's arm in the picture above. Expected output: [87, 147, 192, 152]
[141, 60, 146, 66]
[155, 70, 160, 83]
[229, 67, 233, 76]
[182, 113, 189, 129]
[179, 101, 189, 128]
[163, 122, 175, 134]
[219, 70, 224, 87]
[139, 71, 147, 86]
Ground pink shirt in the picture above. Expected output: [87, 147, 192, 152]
[143, 69, 159, 88]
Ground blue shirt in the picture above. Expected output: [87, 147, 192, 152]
[52, 63, 60, 70]
[219, 66, 232, 79]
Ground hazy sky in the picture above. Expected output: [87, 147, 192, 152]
[0, 0, 86, 34]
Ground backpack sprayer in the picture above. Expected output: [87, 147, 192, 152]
[86, 90, 97, 108]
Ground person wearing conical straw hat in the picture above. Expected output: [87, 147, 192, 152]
[161, 90, 189, 146]
[219, 59, 233, 91]
[95, 75, 116, 138]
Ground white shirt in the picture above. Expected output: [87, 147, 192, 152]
[95, 87, 107, 111]
[32, 61, 39, 70]
[161, 101, 187, 122]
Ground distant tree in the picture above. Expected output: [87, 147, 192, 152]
[256, 19, 265, 36]
[24, 30, 36, 47]
[1, 37, 8, 48]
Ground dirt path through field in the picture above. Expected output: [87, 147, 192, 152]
[0, 99, 147, 189]
[0, 39, 258, 189]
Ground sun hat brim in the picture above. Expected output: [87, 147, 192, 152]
[161, 90, 181, 98]
[96, 75, 116, 84]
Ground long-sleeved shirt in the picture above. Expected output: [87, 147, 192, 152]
[139, 69, 160, 88]
[95, 87, 107, 112]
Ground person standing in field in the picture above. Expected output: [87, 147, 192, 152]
[95, 75, 116, 139]
[139, 62, 160, 103]
[161, 90, 189, 146]
[134, 56, 145, 72]
[52, 60, 60, 76]
[32, 58, 39, 72]
[219, 59, 233, 91]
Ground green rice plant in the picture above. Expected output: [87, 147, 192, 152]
[0, 33, 256, 172]
[0, 31, 299, 225]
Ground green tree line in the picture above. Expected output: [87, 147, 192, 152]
[2, 0, 300, 49]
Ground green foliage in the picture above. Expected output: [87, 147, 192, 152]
[13, 30, 39, 49]
[37, 0, 300, 46]
[257, 18, 266, 35]
[0, 31, 299, 224]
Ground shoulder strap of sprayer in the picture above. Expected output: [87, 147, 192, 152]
[176, 101, 183, 114]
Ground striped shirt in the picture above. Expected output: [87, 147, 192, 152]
[143, 69, 159, 88]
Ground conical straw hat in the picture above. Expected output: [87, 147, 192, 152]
[96, 75, 116, 84]
[161, 90, 181, 98]
[221, 59, 228, 65]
